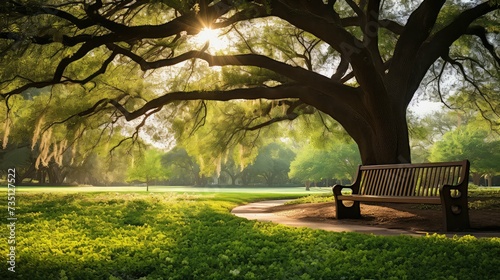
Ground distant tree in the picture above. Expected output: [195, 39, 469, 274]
[429, 125, 500, 186]
[289, 142, 361, 189]
[289, 147, 329, 190]
[408, 108, 462, 163]
[64, 151, 130, 186]
[0, 145, 32, 183]
[161, 147, 204, 186]
[219, 157, 241, 186]
[127, 149, 166, 191]
[248, 143, 295, 186]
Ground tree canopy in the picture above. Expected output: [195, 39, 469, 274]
[1, 0, 499, 166]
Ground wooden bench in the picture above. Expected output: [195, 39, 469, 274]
[332, 160, 470, 231]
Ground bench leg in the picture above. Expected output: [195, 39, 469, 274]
[440, 186, 470, 231]
[335, 199, 361, 219]
[441, 202, 470, 232]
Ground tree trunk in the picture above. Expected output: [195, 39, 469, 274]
[222, 170, 237, 185]
[354, 120, 411, 165]
[327, 104, 411, 165]
[486, 174, 493, 187]
[472, 173, 481, 185]
[241, 170, 251, 185]
[302, 86, 412, 165]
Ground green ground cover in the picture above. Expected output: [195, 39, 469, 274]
[1, 190, 499, 279]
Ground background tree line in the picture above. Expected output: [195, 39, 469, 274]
[2, 98, 499, 187]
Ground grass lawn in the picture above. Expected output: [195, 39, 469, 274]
[15, 185, 331, 194]
[1, 187, 500, 279]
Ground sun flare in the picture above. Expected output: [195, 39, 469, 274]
[193, 28, 230, 52]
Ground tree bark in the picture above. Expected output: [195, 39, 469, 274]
[353, 109, 411, 165]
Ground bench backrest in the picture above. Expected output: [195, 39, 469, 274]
[356, 160, 470, 197]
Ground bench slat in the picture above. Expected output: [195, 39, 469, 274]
[424, 167, 432, 196]
[386, 169, 394, 196]
[428, 167, 435, 195]
[375, 169, 385, 195]
[374, 169, 382, 195]
[398, 168, 408, 196]
[448, 167, 456, 183]
[433, 167, 443, 196]
[336, 194, 442, 204]
[404, 168, 415, 196]
[356, 164, 467, 198]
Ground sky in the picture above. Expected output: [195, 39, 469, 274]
[409, 100, 444, 117]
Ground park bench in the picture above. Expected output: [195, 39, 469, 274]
[332, 160, 470, 231]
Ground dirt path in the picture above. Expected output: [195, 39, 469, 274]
[270, 201, 500, 233]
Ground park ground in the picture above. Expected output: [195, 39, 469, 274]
[17, 185, 500, 233]
[2, 185, 500, 279]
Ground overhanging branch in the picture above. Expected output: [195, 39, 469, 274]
[0, 48, 118, 103]
[401, 1, 499, 104]
[465, 26, 500, 66]
[108, 85, 309, 121]
[340, 17, 404, 34]
[7, 0, 96, 29]
[442, 53, 498, 114]
[388, 0, 445, 81]
[245, 100, 314, 131]
[245, 113, 299, 131]
[106, 43, 356, 96]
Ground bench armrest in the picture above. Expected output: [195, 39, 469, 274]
[332, 183, 360, 197]
[332, 165, 362, 197]
[332, 184, 344, 197]
[439, 183, 468, 201]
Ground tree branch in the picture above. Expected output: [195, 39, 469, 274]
[7, 0, 96, 29]
[340, 17, 404, 34]
[245, 113, 299, 131]
[364, 0, 384, 71]
[331, 54, 349, 81]
[465, 25, 500, 66]
[441, 53, 498, 115]
[108, 85, 309, 121]
[344, 0, 364, 19]
[408, 2, 500, 104]
[266, 0, 359, 56]
[388, 0, 445, 84]
[106, 43, 357, 96]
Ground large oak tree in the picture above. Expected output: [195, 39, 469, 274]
[1, 0, 499, 164]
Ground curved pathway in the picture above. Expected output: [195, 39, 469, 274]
[231, 200, 500, 238]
